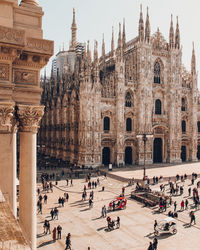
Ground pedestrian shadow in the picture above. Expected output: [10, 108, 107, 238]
[70, 202, 88, 208]
[92, 216, 103, 221]
[183, 223, 191, 228]
[152, 210, 161, 214]
[97, 226, 107, 231]
[70, 200, 84, 205]
[37, 232, 46, 238]
[144, 232, 154, 238]
[177, 209, 184, 213]
[37, 240, 54, 248]
[80, 207, 91, 212]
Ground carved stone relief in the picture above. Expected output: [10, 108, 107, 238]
[13, 69, 38, 85]
[0, 63, 9, 81]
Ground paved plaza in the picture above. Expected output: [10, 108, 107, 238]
[37, 163, 200, 250]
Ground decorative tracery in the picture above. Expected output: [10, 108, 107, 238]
[125, 92, 132, 107]
[154, 61, 161, 83]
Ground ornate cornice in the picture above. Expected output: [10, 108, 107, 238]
[26, 37, 54, 56]
[0, 25, 53, 59]
[17, 105, 44, 133]
[0, 25, 25, 47]
[0, 102, 14, 132]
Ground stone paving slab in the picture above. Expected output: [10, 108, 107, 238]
[37, 172, 200, 250]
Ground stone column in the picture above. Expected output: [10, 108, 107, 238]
[18, 105, 44, 250]
[0, 102, 17, 216]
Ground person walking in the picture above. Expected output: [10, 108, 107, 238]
[89, 198, 93, 208]
[54, 207, 58, 220]
[65, 233, 71, 249]
[148, 242, 153, 250]
[52, 227, 57, 241]
[181, 200, 184, 211]
[116, 216, 120, 228]
[44, 194, 48, 204]
[46, 221, 50, 234]
[50, 208, 54, 220]
[122, 187, 125, 195]
[188, 187, 191, 196]
[57, 225, 62, 239]
[154, 220, 157, 231]
[185, 199, 189, 210]
[174, 201, 177, 212]
[153, 238, 158, 250]
[190, 211, 196, 225]
[104, 205, 107, 217]
[102, 206, 104, 218]
[65, 193, 69, 202]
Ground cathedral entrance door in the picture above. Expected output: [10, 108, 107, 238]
[153, 138, 162, 163]
[197, 145, 200, 160]
[181, 146, 186, 162]
[102, 147, 110, 165]
[125, 147, 132, 165]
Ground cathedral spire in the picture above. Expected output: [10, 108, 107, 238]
[175, 16, 180, 49]
[111, 26, 114, 56]
[102, 34, 105, 57]
[70, 8, 77, 50]
[118, 23, 122, 49]
[191, 42, 196, 75]
[87, 40, 91, 64]
[122, 18, 126, 50]
[145, 7, 150, 43]
[94, 40, 98, 63]
[169, 14, 174, 49]
[138, 4, 144, 42]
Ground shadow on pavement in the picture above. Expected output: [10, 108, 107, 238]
[97, 226, 107, 231]
[37, 240, 54, 248]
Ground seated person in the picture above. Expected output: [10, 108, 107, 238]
[168, 211, 172, 217]
[174, 212, 178, 218]
[111, 220, 115, 228]
[164, 223, 169, 231]
[108, 220, 115, 229]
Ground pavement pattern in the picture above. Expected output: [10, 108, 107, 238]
[37, 162, 200, 250]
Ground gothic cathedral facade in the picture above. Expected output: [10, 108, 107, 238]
[38, 7, 200, 167]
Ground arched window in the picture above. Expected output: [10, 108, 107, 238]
[126, 118, 132, 131]
[154, 61, 161, 83]
[197, 121, 200, 133]
[181, 97, 186, 111]
[155, 99, 162, 115]
[104, 116, 110, 131]
[182, 120, 186, 133]
[125, 92, 132, 107]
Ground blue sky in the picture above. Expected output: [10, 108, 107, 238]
[36, 0, 200, 84]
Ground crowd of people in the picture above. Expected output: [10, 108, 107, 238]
[37, 169, 200, 250]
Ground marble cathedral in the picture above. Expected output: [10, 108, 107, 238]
[38, 7, 200, 167]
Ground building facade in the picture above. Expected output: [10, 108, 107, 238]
[39, 7, 200, 168]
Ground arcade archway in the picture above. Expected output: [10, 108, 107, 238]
[125, 147, 132, 165]
[102, 147, 110, 165]
[153, 138, 162, 163]
[181, 146, 186, 162]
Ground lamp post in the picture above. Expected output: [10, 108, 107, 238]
[142, 134, 147, 180]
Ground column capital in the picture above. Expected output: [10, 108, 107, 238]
[17, 105, 44, 133]
[0, 102, 15, 132]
